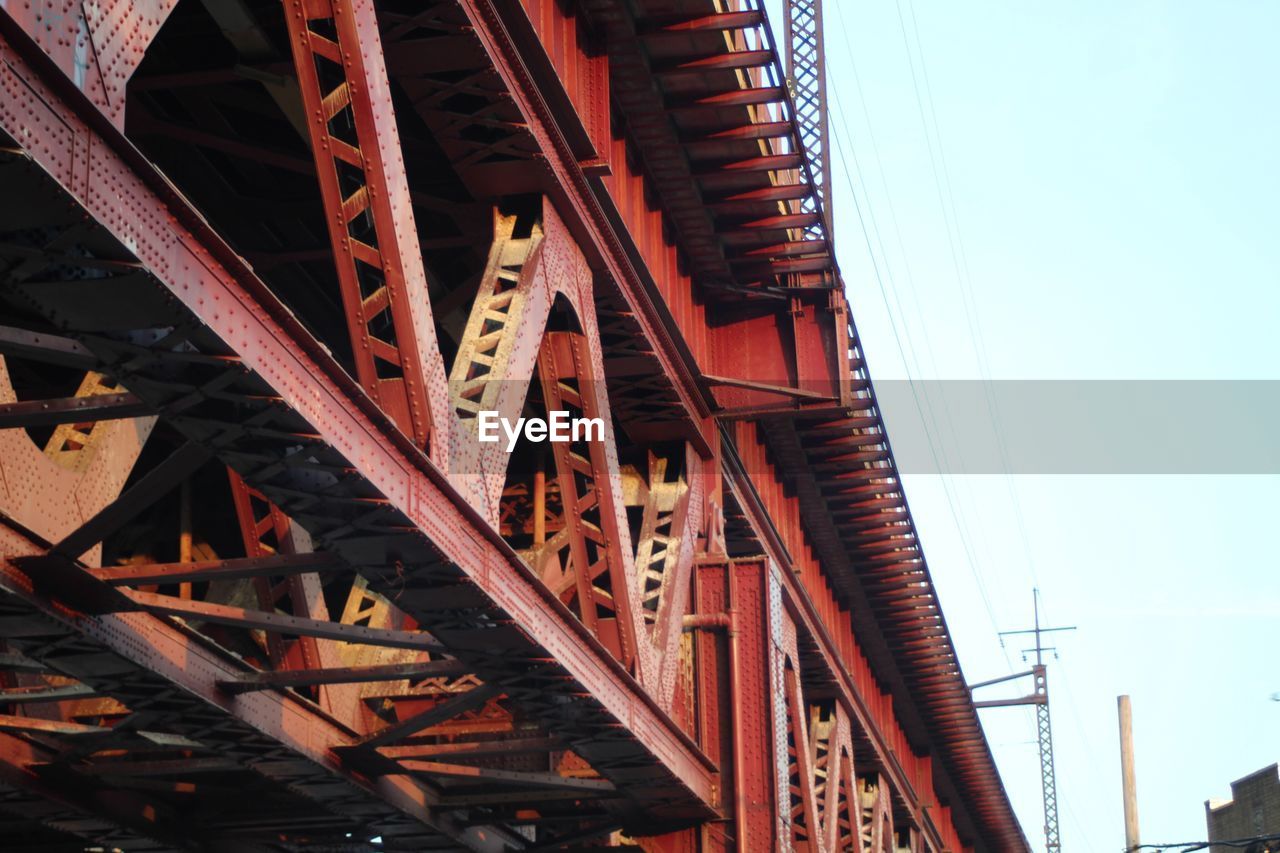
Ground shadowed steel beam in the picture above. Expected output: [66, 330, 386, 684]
[437, 789, 620, 808]
[681, 121, 793, 143]
[92, 552, 343, 586]
[72, 758, 242, 776]
[668, 86, 787, 110]
[400, 761, 616, 792]
[0, 653, 48, 672]
[0, 684, 103, 703]
[123, 590, 445, 652]
[379, 737, 562, 759]
[0, 392, 151, 428]
[218, 659, 472, 694]
[638, 10, 764, 34]
[51, 442, 212, 561]
[529, 820, 625, 850]
[0, 535, 490, 849]
[0, 715, 202, 749]
[355, 682, 502, 749]
[0, 729, 176, 851]
[652, 48, 772, 75]
[0, 326, 99, 369]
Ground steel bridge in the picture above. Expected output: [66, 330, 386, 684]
[0, 0, 1026, 849]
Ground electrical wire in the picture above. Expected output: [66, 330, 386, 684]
[825, 2, 1018, 679]
[894, 0, 1044, 597]
[1061, 795, 1098, 853]
[1134, 834, 1280, 851]
[868, 3, 1098, 848]
[827, 79, 1012, 672]
[827, 0, 1015, 665]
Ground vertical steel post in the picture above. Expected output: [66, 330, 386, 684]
[1036, 667, 1061, 852]
[695, 558, 779, 850]
[986, 590, 1074, 853]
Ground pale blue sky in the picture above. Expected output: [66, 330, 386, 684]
[766, 0, 1280, 847]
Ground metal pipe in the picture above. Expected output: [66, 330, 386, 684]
[682, 613, 732, 632]
[726, 568, 747, 852]
[178, 478, 193, 600]
[533, 449, 546, 547]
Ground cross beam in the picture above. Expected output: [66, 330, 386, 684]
[0, 392, 152, 428]
[218, 660, 473, 694]
[122, 591, 447, 653]
[0, 33, 716, 813]
[93, 553, 344, 586]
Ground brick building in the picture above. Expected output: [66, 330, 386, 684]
[1207, 764, 1280, 852]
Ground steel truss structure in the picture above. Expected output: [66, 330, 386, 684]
[783, 0, 831, 228]
[0, 0, 1026, 850]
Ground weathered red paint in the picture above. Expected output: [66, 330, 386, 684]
[0, 0, 1027, 847]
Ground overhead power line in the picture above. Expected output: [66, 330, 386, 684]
[1133, 833, 1280, 852]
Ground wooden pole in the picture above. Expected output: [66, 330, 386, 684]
[1118, 694, 1140, 852]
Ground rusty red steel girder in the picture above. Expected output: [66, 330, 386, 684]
[0, 12, 715, 835]
[0, 0, 1028, 849]
[0, 527, 491, 850]
[281, 0, 449, 453]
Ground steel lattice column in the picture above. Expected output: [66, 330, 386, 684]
[282, 0, 449, 453]
[784, 0, 832, 230]
[1037, 691, 1062, 851]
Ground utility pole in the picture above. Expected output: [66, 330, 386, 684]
[970, 590, 1075, 853]
[1118, 695, 1140, 852]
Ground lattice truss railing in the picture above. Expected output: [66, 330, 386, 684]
[740, 0, 833, 246]
[784, 0, 831, 227]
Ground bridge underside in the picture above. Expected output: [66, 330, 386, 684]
[0, 0, 1025, 850]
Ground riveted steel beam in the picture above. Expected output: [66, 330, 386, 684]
[218, 659, 472, 693]
[667, 86, 788, 111]
[0, 392, 152, 428]
[91, 552, 342, 585]
[537, 329, 650, 683]
[0, 532, 492, 850]
[51, 442, 212, 563]
[121, 590, 448, 652]
[353, 682, 503, 750]
[0, 23, 717, 822]
[379, 736, 562, 759]
[281, 0, 448, 454]
[401, 761, 617, 791]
